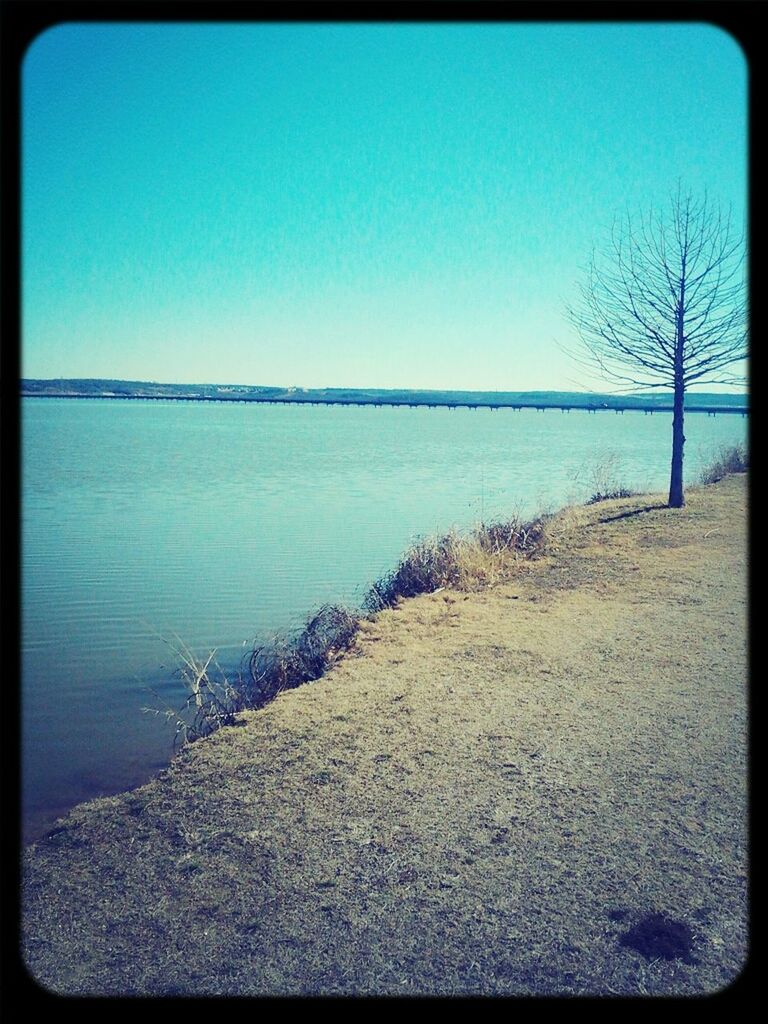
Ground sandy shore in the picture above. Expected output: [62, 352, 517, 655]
[21, 475, 748, 996]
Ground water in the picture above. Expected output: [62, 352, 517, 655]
[21, 397, 747, 841]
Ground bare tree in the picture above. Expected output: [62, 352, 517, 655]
[566, 187, 747, 507]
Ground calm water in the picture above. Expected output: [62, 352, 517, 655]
[21, 398, 747, 841]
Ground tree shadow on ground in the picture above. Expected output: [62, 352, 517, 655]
[599, 503, 668, 524]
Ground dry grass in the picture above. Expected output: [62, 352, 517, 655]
[248, 604, 360, 706]
[573, 449, 637, 505]
[364, 516, 546, 611]
[142, 634, 249, 746]
[585, 487, 637, 504]
[22, 476, 748, 996]
[148, 517, 548, 751]
[699, 442, 748, 485]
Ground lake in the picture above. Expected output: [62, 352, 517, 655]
[21, 397, 747, 841]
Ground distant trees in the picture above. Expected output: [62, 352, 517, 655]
[567, 187, 748, 507]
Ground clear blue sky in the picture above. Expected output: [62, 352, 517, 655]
[22, 22, 747, 392]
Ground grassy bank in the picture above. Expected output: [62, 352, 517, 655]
[167, 512, 548, 742]
[169, 443, 748, 744]
[21, 471, 748, 996]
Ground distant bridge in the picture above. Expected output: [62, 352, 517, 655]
[24, 394, 749, 416]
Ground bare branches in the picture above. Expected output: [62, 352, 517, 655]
[566, 187, 748, 392]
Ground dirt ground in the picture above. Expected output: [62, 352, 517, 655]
[21, 475, 749, 996]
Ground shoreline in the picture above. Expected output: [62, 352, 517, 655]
[21, 475, 748, 995]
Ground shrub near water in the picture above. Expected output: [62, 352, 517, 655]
[364, 533, 467, 610]
[699, 443, 748, 485]
[248, 604, 360, 706]
[143, 635, 249, 747]
[585, 487, 636, 505]
[364, 516, 547, 611]
[147, 608, 361, 744]
[574, 449, 636, 506]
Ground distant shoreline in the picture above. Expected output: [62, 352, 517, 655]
[20, 381, 749, 416]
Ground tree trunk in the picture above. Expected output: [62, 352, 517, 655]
[669, 268, 687, 509]
[668, 380, 686, 508]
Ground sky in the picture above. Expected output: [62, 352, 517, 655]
[22, 21, 748, 392]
